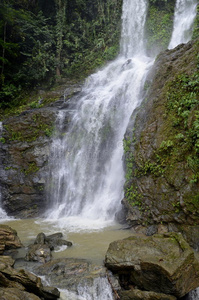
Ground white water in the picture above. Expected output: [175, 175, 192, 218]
[169, 0, 198, 49]
[0, 122, 10, 219]
[46, 0, 153, 231]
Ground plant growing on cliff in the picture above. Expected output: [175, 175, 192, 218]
[145, 0, 175, 55]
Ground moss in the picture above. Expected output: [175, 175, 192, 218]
[145, 0, 176, 55]
[184, 192, 199, 213]
[3, 111, 55, 143]
[123, 38, 199, 225]
[22, 162, 39, 175]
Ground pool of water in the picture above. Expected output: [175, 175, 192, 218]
[2, 218, 131, 264]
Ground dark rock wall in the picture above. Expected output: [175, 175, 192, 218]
[0, 108, 57, 218]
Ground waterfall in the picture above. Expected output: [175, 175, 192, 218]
[0, 122, 9, 219]
[46, 0, 153, 229]
[169, 0, 197, 49]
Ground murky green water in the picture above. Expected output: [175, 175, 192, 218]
[2, 218, 131, 263]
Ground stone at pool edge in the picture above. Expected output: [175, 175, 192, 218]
[105, 232, 199, 298]
[0, 224, 23, 254]
[0, 255, 60, 299]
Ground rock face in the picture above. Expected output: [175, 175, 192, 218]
[0, 224, 23, 254]
[105, 232, 199, 298]
[0, 107, 57, 218]
[123, 39, 199, 228]
[0, 82, 81, 218]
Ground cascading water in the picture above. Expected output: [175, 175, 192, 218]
[0, 0, 197, 300]
[0, 122, 9, 219]
[169, 0, 198, 49]
[47, 0, 153, 230]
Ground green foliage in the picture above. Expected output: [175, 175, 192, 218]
[125, 185, 143, 207]
[22, 162, 39, 175]
[3, 113, 54, 142]
[165, 69, 199, 182]
[0, 0, 122, 109]
[145, 0, 175, 55]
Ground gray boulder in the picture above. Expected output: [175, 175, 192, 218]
[105, 232, 199, 298]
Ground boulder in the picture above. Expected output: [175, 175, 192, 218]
[25, 232, 72, 263]
[105, 232, 199, 298]
[0, 287, 41, 300]
[0, 225, 23, 254]
[35, 257, 107, 293]
[25, 244, 52, 263]
[45, 232, 73, 249]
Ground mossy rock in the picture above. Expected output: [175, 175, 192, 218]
[105, 232, 199, 298]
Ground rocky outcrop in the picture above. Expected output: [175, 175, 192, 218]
[105, 232, 199, 298]
[25, 232, 72, 263]
[123, 39, 199, 229]
[0, 255, 60, 300]
[0, 224, 23, 254]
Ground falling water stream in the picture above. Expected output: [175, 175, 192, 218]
[169, 0, 198, 49]
[45, 0, 153, 231]
[0, 122, 10, 219]
[1, 0, 198, 299]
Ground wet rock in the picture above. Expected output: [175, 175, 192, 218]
[0, 225, 23, 254]
[146, 225, 158, 236]
[34, 232, 46, 245]
[26, 232, 72, 263]
[119, 288, 176, 300]
[0, 259, 60, 299]
[105, 232, 199, 298]
[25, 244, 52, 263]
[34, 232, 72, 250]
[179, 225, 199, 251]
[45, 232, 73, 249]
[0, 288, 41, 300]
[35, 258, 107, 293]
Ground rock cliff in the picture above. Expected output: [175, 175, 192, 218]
[123, 39, 199, 234]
